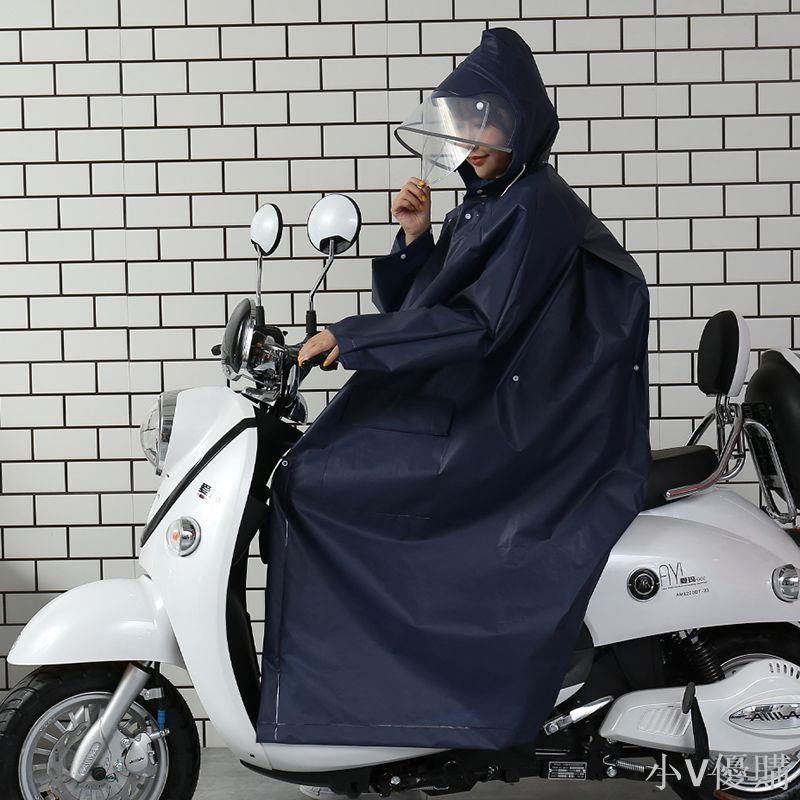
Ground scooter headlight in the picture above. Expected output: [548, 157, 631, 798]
[140, 390, 179, 476]
[773, 564, 800, 602]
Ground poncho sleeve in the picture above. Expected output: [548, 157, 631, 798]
[371, 225, 435, 313]
[328, 191, 570, 374]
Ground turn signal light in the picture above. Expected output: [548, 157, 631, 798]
[166, 517, 201, 557]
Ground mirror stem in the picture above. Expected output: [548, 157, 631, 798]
[307, 239, 336, 338]
[255, 250, 264, 309]
[254, 250, 266, 325]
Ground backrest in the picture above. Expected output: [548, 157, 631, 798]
[697, 310, 750, 398]
[743, 348, 800, 509]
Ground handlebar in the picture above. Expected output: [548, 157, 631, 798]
[285, 345, 338, 370]
[212, 340, 337, 370]
[210, 323, 339, 417]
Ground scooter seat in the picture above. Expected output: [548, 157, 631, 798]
[644, 445, 718, 510]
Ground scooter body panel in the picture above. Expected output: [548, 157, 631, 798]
[586, 488, 800, 647]
[139, 387, 265, 764]
[138, 387, 441, 773]
[7, 575, 184, 668]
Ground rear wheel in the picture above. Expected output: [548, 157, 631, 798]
[668, 625, 800, 799]
[0, 663, 200, 800]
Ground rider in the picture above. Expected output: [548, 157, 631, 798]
[256, 26, 651, 756]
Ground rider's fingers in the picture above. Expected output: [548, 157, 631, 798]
[298, 339, 326, 365]
[403, 182, 427, 204]
[322, 345, 340, 368]
[394, 188, 422, 212]
[392, 195, 419, 215]
[393, 180, 428, 211]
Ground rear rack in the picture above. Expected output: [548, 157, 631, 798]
[741, 401, 798, 526]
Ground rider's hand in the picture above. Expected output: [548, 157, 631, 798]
[391, 177, 431, 245]
[298, 329, 340, 368]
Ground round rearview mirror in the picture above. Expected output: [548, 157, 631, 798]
[307, 193, 361, 256]
[250, 203, 283, 257]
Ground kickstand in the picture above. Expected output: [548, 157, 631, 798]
[666, 682, 720, 797]
[682, 682, 710, 766]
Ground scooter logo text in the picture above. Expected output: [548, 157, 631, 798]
[658, 561, 709, 597]
[730, 703, 800, 730]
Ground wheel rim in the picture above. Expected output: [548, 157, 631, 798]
[711, 652, 800, 795]
[18, 691, 169, 800]
[720, 653, 780, 676]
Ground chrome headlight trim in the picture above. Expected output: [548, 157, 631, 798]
[140, 400, 160, 471]
[220, 297, 255, 381]
[235, 314, 256, 379]
[140, 390, 180, 476]
[773, 564, 800, 602]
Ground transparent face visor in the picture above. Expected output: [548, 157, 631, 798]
[394, 93, 515, 186]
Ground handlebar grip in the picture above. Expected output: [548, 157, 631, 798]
[302, 349, 333, 368]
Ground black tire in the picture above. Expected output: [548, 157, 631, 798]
[0, 662, 200, 800]
[668, 624, 800, 800]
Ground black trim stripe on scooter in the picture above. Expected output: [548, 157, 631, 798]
[140, 417, 258, 548]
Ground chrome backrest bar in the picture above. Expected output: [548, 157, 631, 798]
[719, 432, 747, 482]
[664, 404, 744, 502]
[686, 409, 715, 447]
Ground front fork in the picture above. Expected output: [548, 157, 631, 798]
[69, 662, 169, 783]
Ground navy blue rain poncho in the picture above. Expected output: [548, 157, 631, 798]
[257, 27, 651, 750]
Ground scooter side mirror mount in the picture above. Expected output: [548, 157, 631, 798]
[250, 203, 283, 323]
[305, 194, 361, 336]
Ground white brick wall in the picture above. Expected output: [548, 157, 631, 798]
[0, 2, 797, 745]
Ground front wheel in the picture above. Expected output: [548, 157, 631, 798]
[0, 663, 200, 800]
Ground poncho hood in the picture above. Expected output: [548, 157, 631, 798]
[436, 27, 560, 195]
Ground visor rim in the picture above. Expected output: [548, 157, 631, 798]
[395, 124, 513, 154]
[392, 126, 469, 181]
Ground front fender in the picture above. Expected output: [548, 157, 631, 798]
[7, 575, 184, 668]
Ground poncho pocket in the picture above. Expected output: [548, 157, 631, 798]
[321, 389, 455, 517]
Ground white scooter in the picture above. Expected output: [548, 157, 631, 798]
[4, 194, 800, 800]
